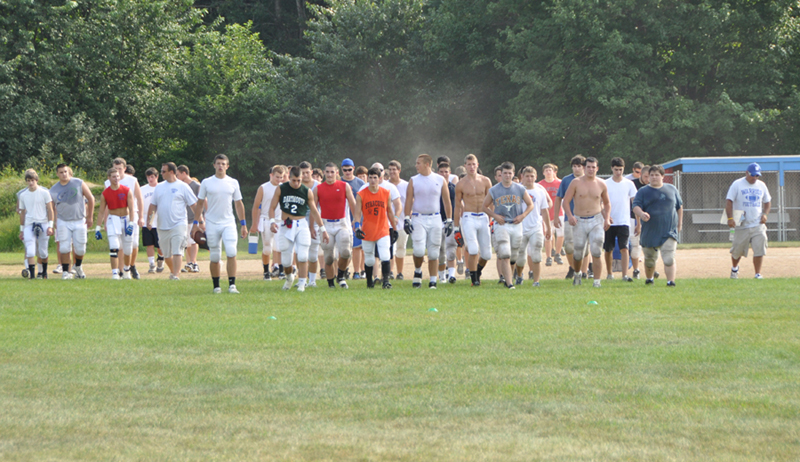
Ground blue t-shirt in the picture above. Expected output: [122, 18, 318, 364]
[343, 177, 365, 222]
[489, 182, 528, 222]
[556, 173, 576, 215]
[632, 184, 683, 248]
[439, 182, 456, 222]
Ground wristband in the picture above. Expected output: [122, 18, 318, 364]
[270, 218, 277, 225]
[47, 221, 53, 229]
[240, 219, 246, 226]
[727, 217, 734, 222]
[319, 226, 326, 233]
[20, 225, 24, 231]
[193, 220, 199, 225]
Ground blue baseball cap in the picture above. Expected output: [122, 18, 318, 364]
[746, 163, 762, 177]
[342, 158, 355, 167]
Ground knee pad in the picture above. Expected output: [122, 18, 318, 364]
[209, 248, 222, 263]
[497, 243, 511, 260]
[110, 248, 119, 259]
[662, 252, 674, 267]
[590, 237, 604, 259]
[446, 245, 456, 263]
[643, 247, 658, 268]
[59, 239, 72, 255]
[338, 245, 351, 261]
[262, 241, 272, 255]
[564, 240, 574, 255]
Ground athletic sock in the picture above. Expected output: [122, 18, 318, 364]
[29, 265, 35, 279]
[477, 263, 484, 279]
[157, 255, 164, 262]
[381, 261, 391, 280]
[228, 277, 235, 286]
[148, 256, 156, 265]
[42, 263, 47, 274]
[328, 278, 336, 288]
[470, 271, 478, 284]
[309, 273, 317, 283]
[213, 277, 220, 289]
[438, 270, 445, 281]
[75, 258, 82, 267]
[448, 267, 455, 278]
[337, 269, 345, 281]
[112, 269, 119, 275]
[62, 263, 69, 272]
[365, 265, 374, 286]
[124, 266, 130, 272]
[298, 277, 307, 288]
[37, 263, 42, 274]
[430, 276, 437, 284]
[263, 264, 269, 273]
[732, 266, 739, 272]
[278, 264, 284, 274]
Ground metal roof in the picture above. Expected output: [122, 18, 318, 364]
[662, 155, 800, 186]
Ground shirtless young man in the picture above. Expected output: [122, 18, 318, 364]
[553, 156, 590, 279]
[453, 154, 493, 286]
[562, 157, 611, 288]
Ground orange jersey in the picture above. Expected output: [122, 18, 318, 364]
[358, 186, 390, 241]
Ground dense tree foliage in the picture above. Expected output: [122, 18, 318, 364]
[2, 0, 799, 186]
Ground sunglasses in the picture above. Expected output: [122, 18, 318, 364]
[343, 168, 353, 172]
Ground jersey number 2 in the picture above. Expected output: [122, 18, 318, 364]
[290, 204, 298, 214]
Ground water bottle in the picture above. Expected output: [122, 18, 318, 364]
[729, 227, 735, 242]
[248, 233, 259, 254]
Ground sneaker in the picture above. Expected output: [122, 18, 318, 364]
[581, 272, 587, 279]
[149, 263, 156, 274]
[573, 272, 582, 286]
[457, 260, 464, 275]
[754, 273, 763, 279]
[360, 271, 366, 278]
[271, 267, 281, 278]
[645, 278, 654, 285]
[554, 255, 564, 265]
[561, 248, 566, 256]
[320, 268, 326, 279]
[396, 273, 404, 281]
[62, 272, 73, 280]
[282, 273, 294, 290]
[464, 269, 470, 280]
[515, 276, 523, 286]
[297, 284, 305, 293]
[181, 264, 189, 273]
[279, 272, 287, 280]
[546, 257, 553, 267]
[156, 260, 164, 273]
[383, 280, 392, 289]
[228, 285, 240, 294]
[263, 272, 272, 281]
[551, 249, 557, 257]
[528, 270, 534, 280]
[623, 276, 633, 282]
[374, 277, 381, 287]
[388, 271, 395, 280]
[191, 263, 200, 273]
[666, 281, 676, 287]
[633, 269, 640, 279]
[122, 270, 132, 280]
[353, 272, 362, 280]
[413, 271, 423, 289]
[498, 275, 506, 285]
[22, 268, 29, 279]
[130, 267, 140, 280]
[507, 284, 516, 290]
[339, 278, 349, 289]
[593, 280, 601, 288]
[344, 269, 351, 280]
[429, 281, 437, 289]
[606, 274, 614, 280]
[654, 271, 660, 279]
[41, 272, 48, 280]
[587, 263, 593, 279]
[169, 274, 180, 280]
[52, 265, 63, 274]
[730, 268, 739, 279]
[448, 276, 456, 284]
[471, 279, 481, 287]
[74, 267, 85, 279]
[112, 273, 121, 280]
[213, 287, 222, 294]
[70, 268, 76, 275]
[307, 281, 317, 288]
[565, 267, 575, 279]
[532, 281, 540, 287]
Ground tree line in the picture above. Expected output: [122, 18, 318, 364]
[2, 0, 799, 192]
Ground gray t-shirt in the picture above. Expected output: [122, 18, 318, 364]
[186, 180, 200, 222]
[50, 178, 85, 222]
[489, 182, 528, 222]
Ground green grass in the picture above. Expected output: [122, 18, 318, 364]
[1, 277, 798, 461]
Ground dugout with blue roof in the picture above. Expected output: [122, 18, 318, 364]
[661, 155, 800, 243]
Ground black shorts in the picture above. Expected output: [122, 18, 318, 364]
[603, 225, 630, 252]
[141, 227, 160, 248]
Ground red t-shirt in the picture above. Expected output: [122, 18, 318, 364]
[102, 184, 130, 210]
[538, 178, 563, 221]
[316, 180, 348, 220]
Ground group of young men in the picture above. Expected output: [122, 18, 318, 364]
[17, 153, 772, 292]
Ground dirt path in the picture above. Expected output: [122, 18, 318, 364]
[3, 247, 797, 280]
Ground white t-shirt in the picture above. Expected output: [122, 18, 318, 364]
[197, 175, 243, 226]
[152, 180, 198, 230]
[141, 183, 160, 225]
[449, 173, 458, 184]
[605, 177, 637, 227]
[522, 187, 549, 233]
[258, 181, 281, 220]
[408, 173, 443, 215]
[390, 179, 409, 220]
[105, 175, 139, 214]
[18, 187, 52, 224]
[726, 177, 771, 229]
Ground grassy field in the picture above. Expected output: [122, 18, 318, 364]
[1, 276, 798, 461]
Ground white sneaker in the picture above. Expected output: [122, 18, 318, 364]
[148, 263, 156, 274]
[730, 268, 739, 279]
[53, 265, 63, 274]
[606, 274, 614, 280]
[307, 281, 317, 288]
[339, 279, 349, 289]
[122, 270, 132, 280]
[62, 272, 73, 280]
[297, 283, 306, 292]
[228, 285, 240, 294]
[593, 280, 601, 288]
[112, 273, 121, 280]
[69, 268, 76, 275]
[213, 287, 222, 294]
[169, 274, 180, 280]
[282, 273, 295, 290]
[74, 266, 85, 279]
[754, 273, 763, 279]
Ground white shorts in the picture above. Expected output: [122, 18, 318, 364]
[159, 225, 188, 257]
[56, 218, 87, 256]
[258, 216, 275, 255]
[279, 219, 311, 266]
[629, 219, 642, 259]
[23, 223, 51, 260]
[106, 215, 136, 254]
[461, 212, 492, 261]
[494, 222, 523, 261]
[438, 227, 457, 263]
[206, 222, 238, 262]
[392, 225, 409, 258]
[519, 228, 545, 264]
[363, 235, 391, 266]
[411, 213, 442, 259]
[573, 214, 605, 259]
[307, 221, 320, 263]
[551, 218, 564, 238]
[321, 219, 353, 265]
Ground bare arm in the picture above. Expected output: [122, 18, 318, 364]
[542, 209, 552, 240]
[553, 196, 563, 227]
[98, 196, 108, 228]
[600, 183, 611, 230]
[192, 199, 206, 228]
[353, 195, 363, 224]
[404, 178, 415, 218]
[268, 189, 281, 234]
[250, 187, 264, 233]
[82, 182, 95, 228]
[441, 181, 452, 220]
[513, 190, 534, 224]
[146, 203, 156, 229]
[387, 197, 397, 230]
[127, 190, 135, 223]
[134, 182, 144, 226]
[453, 183, 463, 227]
[235, 199, 247, 238]
[677, 205, 683, 232]
[762, 200, 771, 224]
[345, 184, 357, 217]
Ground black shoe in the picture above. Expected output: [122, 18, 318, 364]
[633, 269, 640, 279]
[654, 271, 660, 279]
[471, 279, 481, 287]
[667, 281, 676, 287]
[623, 276, 633, 282]
[412, 270, 423, 288]
[587, 263, 593, 279]
[515, 276, 523, 286]
[396, 273, 404, 281]
[388, 271, 395, 280]
[320, 268, 326, 279]
[264, 272, 272, 281]
[271, 267, 281, 278]
[448, 276, 456, 284]
[528, 270, 534, 280]
[383, 279, 392, 289]
[278, 272, 286, 280]
[344, 269, 351, 280]
[565, 267, 575, 279]
[130, 266, 140, 280]
[498, 275, 506, 285]
[374, 277, 381, 287]
[581, 272, 587, 279]
[645, 278, 654, 285]
[328, 279, 336, 288]
[429, 281, 437, 289]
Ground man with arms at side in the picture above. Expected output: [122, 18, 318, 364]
[538, 163, 564, 267]
[562, 157, 611, 288]
[141, 167, 165, 274]
[299, 161, 323, 286]
[630, 165, 650, 279]
[437, 162, 458, 284]
[726, 162, 771, 279]
[633, 165, 683, 286]
[404, 154, 453, 289]
[603, 157, 637, 282]
[353, 167, 397, 289]
[358, 162, 402, 284]
[98, 168, 135, 279]
[554, 156, 591, 280]
[50, 164, 94, 279]
[453, 154, 493, 286]
[268, 166, 329, 292]
[516, 166, 552, 287]
[18, 169, 54, 279]
[191, 154, 248, 294]
[250, 165, 285, 280]
[106, 158, 144, 279]
[315, 162, 357, 288]
[387, 160, 409, 280]
[177, 165, 201, 273]
[147, 162, 198, 280]
[483, 162, 534, 290]
[341, 159, 366, 280]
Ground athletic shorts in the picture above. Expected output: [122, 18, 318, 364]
[159, 225, 188, 257]
[142, 226, 160, 248]
[731, 224, 768, 259]
[603, 225, 630, 252]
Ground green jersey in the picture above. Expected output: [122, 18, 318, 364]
[279, 182, 309, 217]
